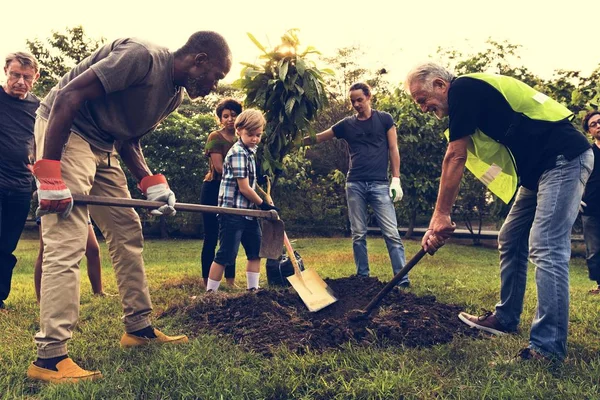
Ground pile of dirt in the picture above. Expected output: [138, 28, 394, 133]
[163, 276, 478, 356]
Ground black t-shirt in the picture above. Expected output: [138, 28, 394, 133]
[582, 144, 600, 216]
[448, 77, 591, 189]
[332, 110, 394, 182]
[0, 87, 40, 191]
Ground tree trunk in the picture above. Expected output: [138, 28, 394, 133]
[404, 208, 417, 239]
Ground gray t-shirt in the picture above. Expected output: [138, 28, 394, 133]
[332, 110, 394, 182]
[37, 38, 184, 152]
[0, 87, 39, 191]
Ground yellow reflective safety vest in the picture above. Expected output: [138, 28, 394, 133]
[445, 73, 573, 204]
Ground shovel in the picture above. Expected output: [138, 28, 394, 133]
[256, 179, 337, 312]
[348, 248, 427, 321]
[71, 194, 285, 260]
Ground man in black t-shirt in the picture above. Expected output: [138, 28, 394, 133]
[0, 52, 40, 312]
[301, 82, 408, 285]
[406, 62, 593, 363]
[581, 110, 600, 294]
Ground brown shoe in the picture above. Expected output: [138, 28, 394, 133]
[458, 310, 511, 336]
[26, 358, 102, 383]
[589, 285, 600, 295]
[120, 328, 188, 348]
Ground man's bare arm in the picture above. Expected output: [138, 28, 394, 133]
[116, 139, 153, 182]
[387, 126, 400, 177]
[43, 69, 106, 160]
[300, 128, 335, 145]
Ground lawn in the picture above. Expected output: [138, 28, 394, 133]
[1, 235, 599, 399]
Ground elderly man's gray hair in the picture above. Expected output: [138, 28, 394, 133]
[404, 62, 455, 92]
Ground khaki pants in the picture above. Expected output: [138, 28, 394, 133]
[34, 117, 152, 358]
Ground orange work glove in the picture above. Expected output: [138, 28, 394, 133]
[32, 160, 73, 218]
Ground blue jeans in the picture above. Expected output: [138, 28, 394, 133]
[200, 180, 235, 279]
[0, 189, 32, 304]
[582, 215, 600, 282]
[213, 215, 261, 267]
[346, 181, 407, 283]
[495, 150, 593, 360]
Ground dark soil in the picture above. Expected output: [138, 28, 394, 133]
[163, 276, 478, 356]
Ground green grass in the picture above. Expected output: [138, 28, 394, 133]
[1, 236, 599, 399]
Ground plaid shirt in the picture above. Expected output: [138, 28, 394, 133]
[218, 139, 257, 218]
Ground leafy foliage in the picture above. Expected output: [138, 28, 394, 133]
[26, 25, 106, 97]
[272, 150, 348, 235]
[128, 112, 217, 236]
[234, 29, 331, 179]
[23, 27, 600, 237]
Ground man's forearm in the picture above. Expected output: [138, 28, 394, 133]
[435, 154, 466, 215]
[117, 140, 152, 182]
[302, 128, 334, 145]
[42, 97, 79, 160]
[389, 150, 400, 177]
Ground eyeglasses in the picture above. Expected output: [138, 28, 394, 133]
[7, 71, 35, 83]
[589, 120, 600, 129]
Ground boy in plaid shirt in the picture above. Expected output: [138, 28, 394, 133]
[206, 109, 278, 292]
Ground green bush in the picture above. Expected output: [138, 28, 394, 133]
[124, 112, 217, 238]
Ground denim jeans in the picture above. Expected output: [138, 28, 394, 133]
[495, 149, 593, 360]
[346, 181, 407, 283]
[0, 188, 32, 304]
[213, 215, 261, 267]
[200, 180, 235, 279]
[582, 215, 600, 282]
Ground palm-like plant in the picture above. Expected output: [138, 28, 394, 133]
[234, 29, 332, 181]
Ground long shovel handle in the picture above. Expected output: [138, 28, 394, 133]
[257, 179, 307, 286]
[362, 248, 427, 316]
[283, 231, 303, 278]
[72, 194, 280, 220]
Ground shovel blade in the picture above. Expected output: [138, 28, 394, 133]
[287, 269, 337, 312]
[259, 219, 285, 260]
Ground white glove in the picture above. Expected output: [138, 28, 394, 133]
[389, 177, 403, 202]
[579, 201, 587, 214]
[140, 174, 177, 216]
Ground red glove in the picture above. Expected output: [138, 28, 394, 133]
[32, 160, 73, 218]
[139, 174, 176, 216]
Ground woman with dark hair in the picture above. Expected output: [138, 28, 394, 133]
[200, 98, 242, 287]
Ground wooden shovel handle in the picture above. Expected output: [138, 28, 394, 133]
[362, 248, 427, 315]
[72, 194, 279, 220]
[283, 231, 303, 278]
[257, 177, 303, 280]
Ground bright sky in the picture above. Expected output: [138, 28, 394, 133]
[2, 0, 599, 86]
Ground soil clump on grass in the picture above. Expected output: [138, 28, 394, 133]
[163, 276, 477, 356]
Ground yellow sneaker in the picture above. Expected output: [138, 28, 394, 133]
[120, 328, 188, 348]
[26, 358, 102, 383]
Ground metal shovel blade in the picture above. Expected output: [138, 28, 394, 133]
[282, 231, 337, 312]
[259, 219, 285, 260]
[287, 269, 338, 312]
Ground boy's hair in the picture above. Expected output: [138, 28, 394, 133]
[215, 98, 242, 118]
[582, 109, 600, 132]
[234, 109, 265, 133]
